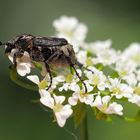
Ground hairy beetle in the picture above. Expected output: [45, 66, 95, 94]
[0, 34, 88, 92]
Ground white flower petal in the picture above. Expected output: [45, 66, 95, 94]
[98, 83, 106, 91]
[84, 81, 93, 92]
[53, 16, 78, 32]
[61, 104, 73, 116]
[102, 96, 111, 104]
[76, 50, 87, 65]
[55, 104, 73, 127]
[27, 75, 40, 85]
[39, 89, 51, 98]
[59, 83, 69, 91]
[107, 102, 123, 115]
[55, 112, 66, 127]
[17, 63, 31, 76]
[68, 93, 79, 106]
[53, 95, 65, 104]
[69, 82, 80, 92]
[40, 94, 54, 109]
[89, 39, 112, 54]
[8, 49, 18, 63]
[74, 23, 88, 42]
[128, 94, 140, 107]
[55, 75, 65, 82]
[84, 94, 94, 105]
[92, 95, 102, 107]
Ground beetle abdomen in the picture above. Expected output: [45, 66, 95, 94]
[33, 37, 68, 47]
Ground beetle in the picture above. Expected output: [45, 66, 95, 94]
[0, 34, 89, 92]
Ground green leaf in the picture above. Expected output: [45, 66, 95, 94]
[9, 66, 38, 91]
[73, 103, 86, 128]
[111, 71, 119, 78]
[100, 89, 110, 96]
[95, 63, 104, 70]
[70, 66, 74, 75]
[87, 50, 94, 57]
[92, 87, 99, 93]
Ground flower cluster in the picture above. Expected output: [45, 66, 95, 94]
[7, 16, 140, 127]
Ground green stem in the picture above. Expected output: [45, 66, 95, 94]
[9, 67, 38, 91]
[79, 115, 88, 140]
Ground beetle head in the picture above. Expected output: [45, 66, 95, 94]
[5, 42, 16, 54]
[4, 35, 27, 54]
[0, 40, 16, 54]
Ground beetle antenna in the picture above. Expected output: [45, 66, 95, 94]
[76, 61, 94, 74]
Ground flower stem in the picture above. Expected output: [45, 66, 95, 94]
[79, 115, 88, 140]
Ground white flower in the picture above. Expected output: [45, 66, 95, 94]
[84, 40, 120, 65]
[85, 67, 107, 91]
[115, 60, 136, 78]
[76, 50, 87, 66]
[59, 83, 69, 92]
[95, 48, 120, 65]
[115, 58, 137, 88]
[68, 81, 94, 106]
[50, 75, 65, 90]
[58, 80, 79, 92]
[87, 39, 112, 54]
[92, 95, 123, 115]
[27, 75, 48, 90]
[58, 71, 82, 92]
[76, 50, 94, 67]
[108, 78, 133, 99]
[123, 73, 137, 87]
[27, 74, 64, 91]
[40, 90, 73, 127]
[128, 83, 140, 107]
[53, 16, 78, 33]
[121, 43, 140, 66]
[128, 94, 140, 107]
[8, 49, 32, 76]
[53, 16, 88, 52]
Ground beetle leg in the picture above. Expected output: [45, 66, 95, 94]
[43, 52, 61, 90]
[45, 51, 60, 64]
[13, 53, 17, 67]
[13, 51, 24, 67]
[44, 62, 52, 91]
[76, 61, 94, 74]
[66, 57, 88, 93]
[72, 64, 88, 93]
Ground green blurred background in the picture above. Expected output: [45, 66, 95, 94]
[0, 0, 140, 140]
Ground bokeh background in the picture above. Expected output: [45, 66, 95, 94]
[0, 0, 140, 140]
